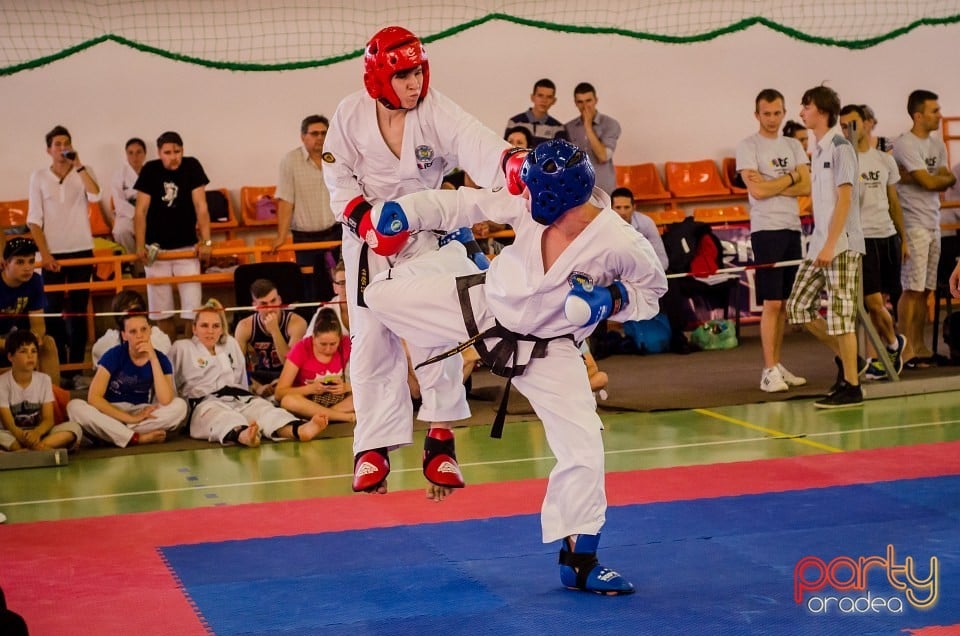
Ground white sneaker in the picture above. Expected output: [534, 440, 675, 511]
[777, 363, 807, 387]
[760, 366, 789, 392]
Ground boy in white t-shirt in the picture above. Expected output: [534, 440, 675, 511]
[0, 330, 81, 451]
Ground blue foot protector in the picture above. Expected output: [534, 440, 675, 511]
[559, 533, 635, 596]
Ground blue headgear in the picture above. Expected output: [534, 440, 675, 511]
[520, 139, 595, 225]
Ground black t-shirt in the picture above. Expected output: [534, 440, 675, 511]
[134, 157, 210, 249]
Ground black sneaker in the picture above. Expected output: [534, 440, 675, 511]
[890, 335, 907, 375]
[814, 381, 864, 409]
[831, 355, 868, 393]
[829, 357, 844, 394]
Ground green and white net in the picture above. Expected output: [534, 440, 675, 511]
[2, 0, 959, 75]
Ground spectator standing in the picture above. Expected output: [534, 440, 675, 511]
[27, 125, 98, 387]
[108, 137, 147, 256]
[504, 79, 568, 148]
[564, 82, 621, 195]
[134, 131, 213, 342]
[736, 89, 810, 393]
[839, 105, 908, 379]
[786, 85, 865, 408]
[272, 114, 341, 303]
[893, 90, 957, 366]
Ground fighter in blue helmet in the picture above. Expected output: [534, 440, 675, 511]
[360, 139, 667, 595]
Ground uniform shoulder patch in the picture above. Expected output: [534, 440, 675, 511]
[567, 271, 594, 290]
[322, 152, 336, 164]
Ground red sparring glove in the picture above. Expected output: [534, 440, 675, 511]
[500, 147, 529, 195]
[346, 195, 410, 256]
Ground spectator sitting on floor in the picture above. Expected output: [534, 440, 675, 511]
[0, 329, 82, 452]
[66, 311, 187, 448]
[275, 307, 355, 423]
[91, 289, 171, 366]
[233, 277, 307, 398]
[169, 299, 328, 446]
[307, 259, 349, 335]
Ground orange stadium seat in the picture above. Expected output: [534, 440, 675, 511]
[664, 160, 732, 198]
[88, 201, 112, 237]
[614, 163, 671, 201]
[256, 236, 295, 263]
[92, 247, 120, 281]
[240, 185, 278, 226]
[0, 199, 29, 231]
[213, 238, 250, 267]
[644, 208, 687, 227]
[693, 205, 750, 224]
[720, 157, 748, 195]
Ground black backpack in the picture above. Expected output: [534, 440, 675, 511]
[205, 190, 230, 223]
[661, 217, 723, 275]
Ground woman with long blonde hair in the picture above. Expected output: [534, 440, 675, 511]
[169, 299, 328, 446]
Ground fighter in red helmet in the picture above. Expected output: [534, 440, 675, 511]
[322, 26, 510, 500]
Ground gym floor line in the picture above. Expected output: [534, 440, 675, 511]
[5, 393, 960, 524]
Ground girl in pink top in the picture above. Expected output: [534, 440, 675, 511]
[276, 308, 355, 422]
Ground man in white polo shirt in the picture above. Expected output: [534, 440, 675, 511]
[787, 85, 865, 408]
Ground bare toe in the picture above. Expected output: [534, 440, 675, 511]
[239, 424, 261, 447]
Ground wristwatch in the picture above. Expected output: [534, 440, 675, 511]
[202, 239, 213, 247]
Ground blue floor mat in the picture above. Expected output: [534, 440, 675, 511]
[160, 475, 960, 635]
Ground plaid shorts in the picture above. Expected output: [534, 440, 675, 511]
[787, 250, 862, 335]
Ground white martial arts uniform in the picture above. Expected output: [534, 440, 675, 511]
[67, 398, 187, 449]
[323, 88, 509, 455]
[168, 335, 298, 443]
[364, 187, 667, 542]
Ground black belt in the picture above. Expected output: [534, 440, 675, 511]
[187, 385, 256, 413]
[416, 273, 572, 439]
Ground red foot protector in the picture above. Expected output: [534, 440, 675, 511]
[423, 428, 465, 488]
[352, 448, 390, 492]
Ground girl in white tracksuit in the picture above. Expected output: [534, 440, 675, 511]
[169, 300, 327, 446]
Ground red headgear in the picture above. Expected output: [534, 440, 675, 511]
[363, 26, 430, 110]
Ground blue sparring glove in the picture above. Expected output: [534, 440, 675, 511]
[438, 226, 490, 271]
[375, 201, 410, 236]
[563, 277, 629, 327]
[353, 198, 410, 256]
